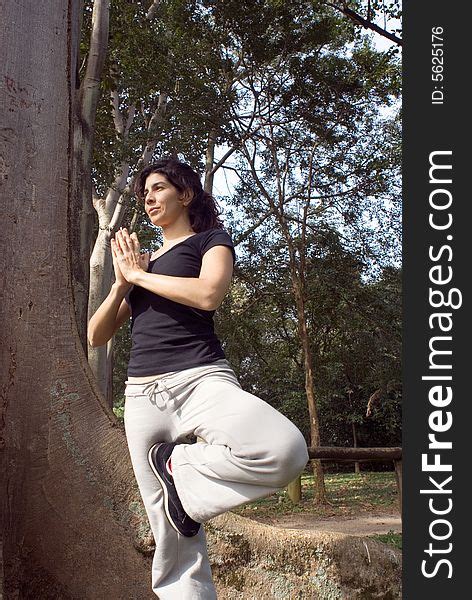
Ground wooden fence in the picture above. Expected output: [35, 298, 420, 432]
[288, 446, 402, 516]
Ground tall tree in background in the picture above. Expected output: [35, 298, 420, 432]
[71, 0, 110, 351]
[221, 14, 400, 501]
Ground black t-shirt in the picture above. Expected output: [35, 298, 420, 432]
[125, 228, 236, 377]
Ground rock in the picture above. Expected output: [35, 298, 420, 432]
[205, 513, 402, 599]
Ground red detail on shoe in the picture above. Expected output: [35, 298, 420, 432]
[166, 458, 172, 474]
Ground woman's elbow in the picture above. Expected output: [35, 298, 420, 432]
[87, 325, 107, 348]
[88, 335, 108, 348]
[200, 290, 223, 312]
[87, 332, 99, 348]
[203, 300, 220, 311]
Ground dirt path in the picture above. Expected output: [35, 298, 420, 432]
[252, 512, 402, 536]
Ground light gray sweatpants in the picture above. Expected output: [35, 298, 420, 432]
[124, 358, 309, 599]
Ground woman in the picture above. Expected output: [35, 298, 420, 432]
[88, 158, 308, 599]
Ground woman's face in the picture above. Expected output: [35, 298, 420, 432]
[143, 172, 190, 227]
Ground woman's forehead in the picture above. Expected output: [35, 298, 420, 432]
[145, 172, 169, 188]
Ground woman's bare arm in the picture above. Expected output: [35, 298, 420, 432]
[127, 245, 234, 311]
[87, 284, 131, 347]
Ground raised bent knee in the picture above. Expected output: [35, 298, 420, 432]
[271, 428, 308, 488]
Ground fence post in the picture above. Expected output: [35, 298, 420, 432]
[393, 459, 402, 512]
[287, 475, 302, 504]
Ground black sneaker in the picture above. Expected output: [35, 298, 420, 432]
[147, 442, 201, 537]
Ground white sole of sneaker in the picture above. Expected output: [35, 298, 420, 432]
[147, 445, 182, 536]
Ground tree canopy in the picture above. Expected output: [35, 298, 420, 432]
[83, 0, 402, 461]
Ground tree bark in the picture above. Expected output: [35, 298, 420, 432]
[70, 0, 111, 353]
[292, 276, 328, 504]
[0, 2, 155, 596]
[287, 476, 302, 504]
[204, 128, 217, 193]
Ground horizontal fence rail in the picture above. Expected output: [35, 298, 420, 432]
[308, 446, 402, 461]
[289, 446, 403, 516]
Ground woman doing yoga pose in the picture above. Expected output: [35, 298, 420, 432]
[87, 157, 308, 599]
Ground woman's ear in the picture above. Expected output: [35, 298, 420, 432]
[181, 189, 193, 207]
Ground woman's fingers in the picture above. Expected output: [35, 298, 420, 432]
[114, 230, 125, 253]
[111, 239, 123, 265]
[120, 228, 130, 241]
[115, 229, 132, 256]
[111, 228, 144, 283]
[118, 228, 138, 250]
[114, 228, 141, 265]
[130, 232, 140, 253]
[111, 239, 120, 260]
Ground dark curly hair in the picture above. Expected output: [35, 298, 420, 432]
[134, 158, 224, 232]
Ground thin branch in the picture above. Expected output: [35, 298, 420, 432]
[204, 129, 217, 193]
[221, 164, 245, 183]
[110, 90, 124, 135]
[233, 209, 274, 246]
[209, 124, 263, 177]
[325, 1, 402, 46]
[129, 206, 140, 234]
[123, 104, 136, 139]
[146, 0, 160, 20]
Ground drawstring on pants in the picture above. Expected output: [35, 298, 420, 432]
[143, 377, 173, 409]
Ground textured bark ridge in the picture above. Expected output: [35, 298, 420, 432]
[207, 513, 402, 599]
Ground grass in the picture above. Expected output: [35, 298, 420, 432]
[232, 471, 402, 549]
[371, 530, 402, 550]
[233, 471, 400, 519]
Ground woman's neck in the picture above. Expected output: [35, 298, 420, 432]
[161, 220, 195, 247]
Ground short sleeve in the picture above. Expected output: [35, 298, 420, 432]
[200, 229, 236, 264]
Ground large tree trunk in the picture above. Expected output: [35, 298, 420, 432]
[0, 2, 154, 596]
[240, 140, 328, 504]
[279, 210, 327, 504]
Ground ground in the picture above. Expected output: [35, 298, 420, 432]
[231, 471, 402, 545]
[256, 511, 401, 536]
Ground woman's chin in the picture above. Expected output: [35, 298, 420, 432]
[150, 214, 164, 226]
